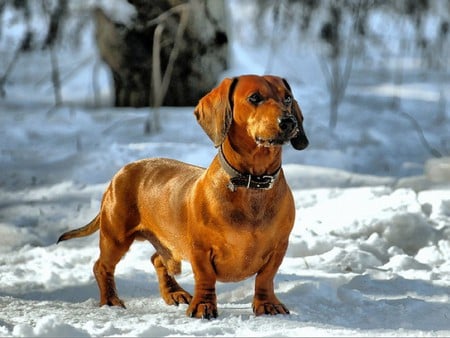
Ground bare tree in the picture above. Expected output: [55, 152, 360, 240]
[0, 0, 228, 116]
[251, 0, 449, 134]
[0, 0, 33, 97]
[318, 0, 367, 130]
[94, 0, 229, 113]
[41, 0, 68, 107]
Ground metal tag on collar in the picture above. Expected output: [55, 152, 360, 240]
[261, 175, 275, 190]
[227, 181, 237, 192]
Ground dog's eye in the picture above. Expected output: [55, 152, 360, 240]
[284, 95, 292, 106]
[248, 93, 264, 105]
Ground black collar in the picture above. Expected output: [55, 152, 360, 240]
[218, 146, 281, 192]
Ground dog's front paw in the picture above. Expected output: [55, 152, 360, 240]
[252, 300, 290, 316]
[163, 290, 192, 306]
[186, 299, 218, 319]
[100, 296, 126, 309]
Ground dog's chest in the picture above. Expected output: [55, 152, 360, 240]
[196, 184, 293, 281]
[211, 202, 286, 282]
[213, 229, 273, 282]
[220, 191, 278, 226]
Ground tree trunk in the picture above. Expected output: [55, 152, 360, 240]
[94, 0, 228, 108]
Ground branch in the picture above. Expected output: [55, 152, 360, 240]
[146, 3, 190, 133]
[36, 56, 92, 87]
[0, 45, 21, 97]
[49, 47, 62, 106]
[151, 23, 164, 107]
[158, 6, 189, 106]
[397, 110, 443, 158]
[137, 3, 190, 31]
[318, 56, 333, 92]
[151, 5, 190, 105]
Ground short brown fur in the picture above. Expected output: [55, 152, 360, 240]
[58, 75, 308, 318]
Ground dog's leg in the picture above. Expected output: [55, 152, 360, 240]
[93, 232, 133, 308]
[252, 243, 290, 316]
[186, 253, 218, 319]
[151, 253, 192, 306]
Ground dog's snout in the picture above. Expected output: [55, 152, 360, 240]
[278, 115, 297, 133]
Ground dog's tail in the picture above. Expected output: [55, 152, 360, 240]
[57, 214, 100, 244]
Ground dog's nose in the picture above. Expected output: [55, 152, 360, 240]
[278, 115, 297, 133]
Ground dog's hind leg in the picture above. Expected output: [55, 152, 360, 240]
[93, 232, 133, 308]
[151, 253, 192, 306]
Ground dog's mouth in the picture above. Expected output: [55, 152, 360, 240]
[255, 128, 299, 148]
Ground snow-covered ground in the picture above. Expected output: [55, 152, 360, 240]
[1, 1, 450, 337]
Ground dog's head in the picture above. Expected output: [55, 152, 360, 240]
[194, 75, 308, 150]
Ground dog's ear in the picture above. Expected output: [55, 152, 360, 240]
[194, 77, 238, 147]
[290, 100, 309, 150]
[282, 79, 309, 150]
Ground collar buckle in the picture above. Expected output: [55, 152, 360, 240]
[219, 147, 280, 192]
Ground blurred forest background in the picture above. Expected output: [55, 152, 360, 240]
[0, 0, 449, 136]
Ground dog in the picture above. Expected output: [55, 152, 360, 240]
[58, 74, 308, 319]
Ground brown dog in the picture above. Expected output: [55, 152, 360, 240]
[58, 74, 308, 319]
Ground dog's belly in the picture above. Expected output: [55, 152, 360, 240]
[211, 231, 278, 282]
[132, 158, 205, 259]
[213, 250, 268, 282]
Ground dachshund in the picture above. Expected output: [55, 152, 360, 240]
[58, 74, 308, 319]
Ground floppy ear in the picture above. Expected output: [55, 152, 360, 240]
[290, 100, 309, 150]
[194, 77, 238, 147]
[282, 79, 309, 150]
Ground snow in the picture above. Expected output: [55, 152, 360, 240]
[1, 1, 450, 337]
